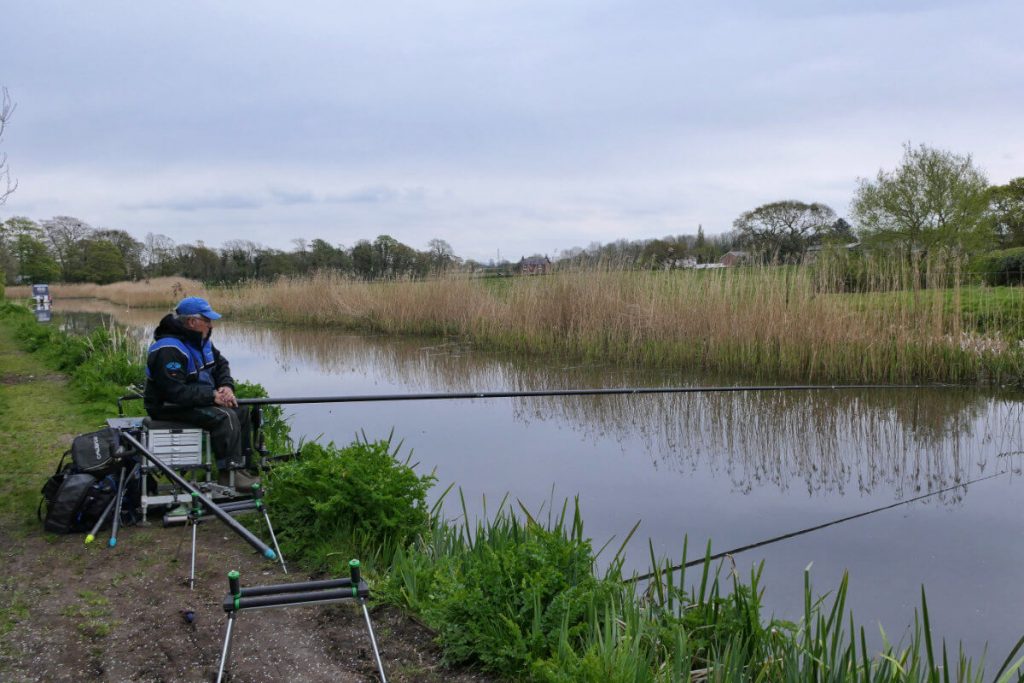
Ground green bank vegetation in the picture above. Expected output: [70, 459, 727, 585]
[3, 302, 1023, 681]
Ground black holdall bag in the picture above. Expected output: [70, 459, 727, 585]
[39, 428, 136, 534]
[40, 471, 118, 534]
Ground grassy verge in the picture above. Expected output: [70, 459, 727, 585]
[4, 302, 1023, 681]
[0, 312, 107, 527]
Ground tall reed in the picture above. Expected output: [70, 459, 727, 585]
[9, 255, 1023, 383]
[211, 258, 1024, 384]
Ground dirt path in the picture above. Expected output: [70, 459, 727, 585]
[0, 319, 495, 683]
[0, 518, 488, 682]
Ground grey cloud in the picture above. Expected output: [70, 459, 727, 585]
[126, 194, 264, 212]
[269, 188, 317, 206]
[324, 187, 427, 205]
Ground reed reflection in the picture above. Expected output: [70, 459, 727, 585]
[232, 325, 1024, 505]
[59, 301, 1024, 506]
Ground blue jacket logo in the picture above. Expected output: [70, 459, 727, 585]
[166, 361, 183, 371]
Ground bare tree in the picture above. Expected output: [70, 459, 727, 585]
[42, 216, 94, 281]
[143, 232, 177, 272]
[733, 200, 837, 263]
[0, 87, 16, 205]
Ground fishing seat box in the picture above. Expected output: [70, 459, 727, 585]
[139, 418, 212, 521]
[143, 421, 207, 469]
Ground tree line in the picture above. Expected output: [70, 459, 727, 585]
[1, 143, 1023, 286]
[0, 219, 463, 285]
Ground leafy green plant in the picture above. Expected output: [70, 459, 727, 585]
[266, 436, 435, 570]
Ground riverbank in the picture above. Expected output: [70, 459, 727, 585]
[8, 262, 1024, 384]
[0, 305, 491, 682]
[3, 301, 1022, 681]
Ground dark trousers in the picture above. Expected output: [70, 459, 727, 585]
[150, 405, 253, 470]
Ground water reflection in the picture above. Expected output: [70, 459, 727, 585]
[226, 324, 1023, 506]
[56, 305, 1024, 509]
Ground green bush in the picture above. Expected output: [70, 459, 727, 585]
[266, 438, 435, 570]
[972, 247, 1024, 286]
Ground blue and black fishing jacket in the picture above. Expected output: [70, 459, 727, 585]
[143, 314, 235, 416]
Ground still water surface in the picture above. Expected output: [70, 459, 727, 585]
[57, 300, 1024, 662]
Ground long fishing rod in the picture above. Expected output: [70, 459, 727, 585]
[236, 383, 938, 407]
[626, 468, 1009, 584]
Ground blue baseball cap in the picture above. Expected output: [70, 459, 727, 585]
[175, 296, 222, 320]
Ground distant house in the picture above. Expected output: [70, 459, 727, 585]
[518, 256, 552, 275]
[675, 257, 698, 269]
[720, 251, 748, 267]
[803, 242, 860, 264]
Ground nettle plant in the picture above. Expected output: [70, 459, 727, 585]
[266, 435, 436, 570]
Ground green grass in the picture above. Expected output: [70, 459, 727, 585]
[0, 313, 108, 525]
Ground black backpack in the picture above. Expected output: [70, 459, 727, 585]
[39, 429, 137, 534]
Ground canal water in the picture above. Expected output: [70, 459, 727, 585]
[56, 300, 1024, 663]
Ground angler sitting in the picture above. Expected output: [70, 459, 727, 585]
[143, 296, 258, 491]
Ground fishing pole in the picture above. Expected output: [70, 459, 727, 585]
[626, 468, 1009, 584]
[236, 383, 939, 407]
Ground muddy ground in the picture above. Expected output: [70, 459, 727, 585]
[0, 517, 496, 682]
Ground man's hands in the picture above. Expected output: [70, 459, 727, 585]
[214, 386, 238, 408]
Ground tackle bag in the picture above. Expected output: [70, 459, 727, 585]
[40, 470, 118, 534]
[38, 429, 141, 534]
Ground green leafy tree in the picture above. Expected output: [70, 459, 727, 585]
[2, 217, 59, 284]
[851, 143, 991, 254]
[309, 238, 352, 272]
[68, 238, 126, 283]
[351, 239, 375, 278]
[640, 237, 688, 269]
[95, 229, 144, 279]
[987, 177, 1024, 248]
[174, 242, 221, 281]
[12, 233, 60, 283]
[733, 200, 837, 262]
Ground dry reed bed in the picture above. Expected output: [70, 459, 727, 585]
[6, 264, 1021, 383]
[5, 277, 206, 307]
[214, 267, 1022, 384]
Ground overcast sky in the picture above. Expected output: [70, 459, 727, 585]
[2, 1, 1022, 262]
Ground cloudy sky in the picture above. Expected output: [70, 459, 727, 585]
[2, 1, 1022, 262]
